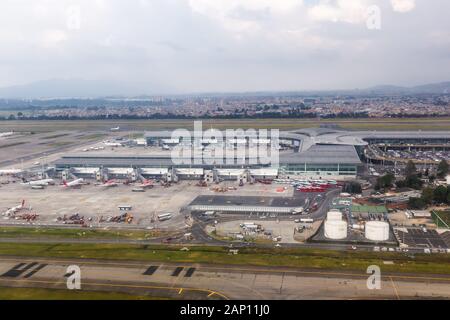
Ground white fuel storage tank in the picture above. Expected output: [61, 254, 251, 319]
[326, 211, 342, 221]
[365, 221, 389, 241]
[324, 220, 347, 240]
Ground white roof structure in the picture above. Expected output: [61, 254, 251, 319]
[410, 210, 432, 218]
[201, 138, 218, 144]
[140, 168, 168, 175]
[161, 138, 180, 144]
[107, 168, 134, 175]
[216, 169, 246, 176]
[72, 167, 100, 174]
[251, 139, 271, 144]
[249, 168, 279, 176]
[189, 204, 293, 214]
[228, 138, 247, 144]
[176, 168, 204, 175]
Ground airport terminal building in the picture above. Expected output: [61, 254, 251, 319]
[53, 128, 450, 182]
[54, 129, 363, 182]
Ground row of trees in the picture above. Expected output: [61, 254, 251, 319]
[374, 159, 450, 209]
[342, 181, 362, 194]
[408, 185, 450, 209]
[0, 110, 373, 121]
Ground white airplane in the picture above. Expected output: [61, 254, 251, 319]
[21, 178, 55, 187]
[99, 180, 118, 188]
[62, 178, 84, 188]
[0, 131, 14, 138]
[103, 141, 123, 147]
[0, 169, 23, 176]
[110, 127, 120, 132]
[2, 200, 25, 216]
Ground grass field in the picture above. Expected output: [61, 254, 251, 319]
[3, 118, 450, 132]
[0, 142, 26, 149]
[0, 226, 168, 240]
[43, 141, 75, 147]
[434, 211, 450, 228]
[0, 242, 449, 275]
[0, 287, 161, 300]
[39, 133, 70, 140]
[78, 133, 108, 140]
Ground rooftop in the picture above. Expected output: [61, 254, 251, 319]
[54, 144, 361, 168]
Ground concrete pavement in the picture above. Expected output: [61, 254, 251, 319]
[1, 256, 449, 300]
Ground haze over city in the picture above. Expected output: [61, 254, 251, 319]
[1, 0, 450, 97]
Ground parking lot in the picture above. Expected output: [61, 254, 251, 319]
[385, 149, 450, 162]
[215, 220, 300, 243]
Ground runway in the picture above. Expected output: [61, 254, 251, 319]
[1, 256, 449, 300]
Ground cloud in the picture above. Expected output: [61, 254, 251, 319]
[188, 0, 303, 33]
[391, 0, 416, 13]
[41, 29, 68, 47]
[0, 0, 448, 94]
[307, 0, 371, 24]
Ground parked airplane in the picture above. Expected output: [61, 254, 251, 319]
[62, 178, 84, 188]
[0, 169, 23, 176]
[21, 178, 55, 187]
[110, 127, 120, 132]
[99, 180, 118, 188]
[0, 131, 14, 138]
[136, 179, 154, 189]
[2, 200, 25, 216]
[103, 141, 123, 147]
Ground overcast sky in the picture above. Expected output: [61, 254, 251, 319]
[0, 0, 449, 95]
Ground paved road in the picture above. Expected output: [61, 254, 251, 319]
[0, 256, 449, 300]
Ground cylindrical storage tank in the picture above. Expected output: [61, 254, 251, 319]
[365, 221, 389, 241]
[324, 220, 347, 239]
[327, 211, 342, 221]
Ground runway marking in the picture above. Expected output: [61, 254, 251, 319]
[185, 267, 195, 277]
[390, 276, 400, 300]
[1, 262, 39, 278]
[24, 264, 47, 279]
[143, 266, 158, 276]
[172, 267, 183, 277]
[279, 273, 285, 294]
[1, 257, 450, 283]
[0, 278, 230, 300]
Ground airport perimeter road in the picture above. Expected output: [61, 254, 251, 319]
[308, 188, 341, 220]
[1, 256, 450, 300]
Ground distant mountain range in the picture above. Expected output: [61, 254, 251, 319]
[363, 82, 450, 95]
[0, 79, 174, 99]
[0, 79, 449, 99]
